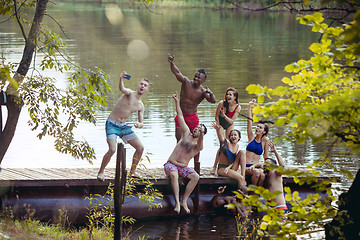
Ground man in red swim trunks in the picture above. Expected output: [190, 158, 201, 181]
[168, 54, 216, 163]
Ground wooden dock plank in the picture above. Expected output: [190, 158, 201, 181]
[0, 168, 38, 180]
[0, 166, 339, 188]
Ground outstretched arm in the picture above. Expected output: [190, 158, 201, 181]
[168, 54, 186, 83]
[247, 99, 256, 142]
[211, 186, 226, 208]
[119, 72, 132, 95]
[269, 141, 285, 167]
[173, 92, 188, 135]
[196, 125, 205, 151]
[212, 121, 225, 143]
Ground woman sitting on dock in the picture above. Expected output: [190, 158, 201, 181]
[211, 87, 241, 175]
[211, 121, 247, 190]
[245, 99, 270, 186]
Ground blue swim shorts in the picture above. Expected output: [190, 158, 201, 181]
[105, 118, 137, 143]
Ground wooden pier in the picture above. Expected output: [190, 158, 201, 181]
[0, 166, 336, 224]
[0, 165, 329, 187]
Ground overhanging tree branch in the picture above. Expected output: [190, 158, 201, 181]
[13, 0, 27, 41]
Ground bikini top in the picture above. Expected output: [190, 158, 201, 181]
[224, 140, 237, 163]
[246, 138, 263, 155]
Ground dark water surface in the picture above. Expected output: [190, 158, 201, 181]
[1, 3, 359, 239]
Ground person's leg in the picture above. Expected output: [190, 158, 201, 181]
[218, 168, 246, 188]
[127, 137, 144, 175]
[234, 151, 246, 178]
[232, 155, 240, 171]
[210, 149, 220, 175]
[98, 139, 117, 176]
[181, 172, 200, 214]
[169, 171, 181, 213]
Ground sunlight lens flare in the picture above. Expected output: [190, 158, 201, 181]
[105, 4, 124, 26]
[127, 39, 149, 61]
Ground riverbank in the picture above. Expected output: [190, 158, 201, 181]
[0, 217, 114, 240]
[55, 0, 287, 11]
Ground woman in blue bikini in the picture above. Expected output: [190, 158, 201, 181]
[211, 121, 246, 189]
[245, 99, 270, 186]
[211, 87, 241, 175]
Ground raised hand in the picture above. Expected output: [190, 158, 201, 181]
[168, 54, 174, 63]
[217, 186, 226, 194]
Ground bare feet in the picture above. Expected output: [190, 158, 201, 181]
[181, 201, 190, 214]
[174, 203, 181, 214]
[97, 173, 105, 182]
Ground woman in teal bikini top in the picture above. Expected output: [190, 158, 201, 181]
[212, 122, 246, 189]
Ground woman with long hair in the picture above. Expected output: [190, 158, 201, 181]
[212, 121, 246, 189]
[245, 99, 270, 186]
[211, 87, 241, 175]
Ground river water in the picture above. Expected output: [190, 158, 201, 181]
[0, 3, 359, 239]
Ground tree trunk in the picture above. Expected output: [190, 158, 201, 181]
[0, 0, 49, 163]
[325, 168, 360, 239]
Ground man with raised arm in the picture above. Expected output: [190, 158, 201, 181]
[264, 141, 288, 213]
[164, 92, 207, 214]
[168, 54, 216, 164]
[97, 72, 150, 181]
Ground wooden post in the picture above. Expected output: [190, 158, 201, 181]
[0, 91, 6, 138]
[194, 159, 200, 215]
[114, 143, 126, 240]
[0, 106, 2, 138]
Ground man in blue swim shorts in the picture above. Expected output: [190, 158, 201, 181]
[97, 72, 150, 181]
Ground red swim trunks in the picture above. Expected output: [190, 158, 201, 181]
[174, 112, 199, 131]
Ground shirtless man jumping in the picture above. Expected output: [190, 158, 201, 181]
[97, 72, 150, 181]
[168, 54, 216, 163]
[164, 92, 207, 214]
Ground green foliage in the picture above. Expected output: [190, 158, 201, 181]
[233, 164, 339, 239]
[243, 12, 359, 238]
[1, 2, 112, 163]
[246, 12, 360, 153]
[86, 172, 163, 233]
[235, 215, 262, 240]
[0, 0, 36, 18]
[0, 54, 18, 90]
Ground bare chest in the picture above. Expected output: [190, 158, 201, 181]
[179, 138, 196, 153]
[181, 85, 204, 103]
[119, 95, 142, 112]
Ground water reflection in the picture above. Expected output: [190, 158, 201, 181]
[125, 214, 239, 240]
